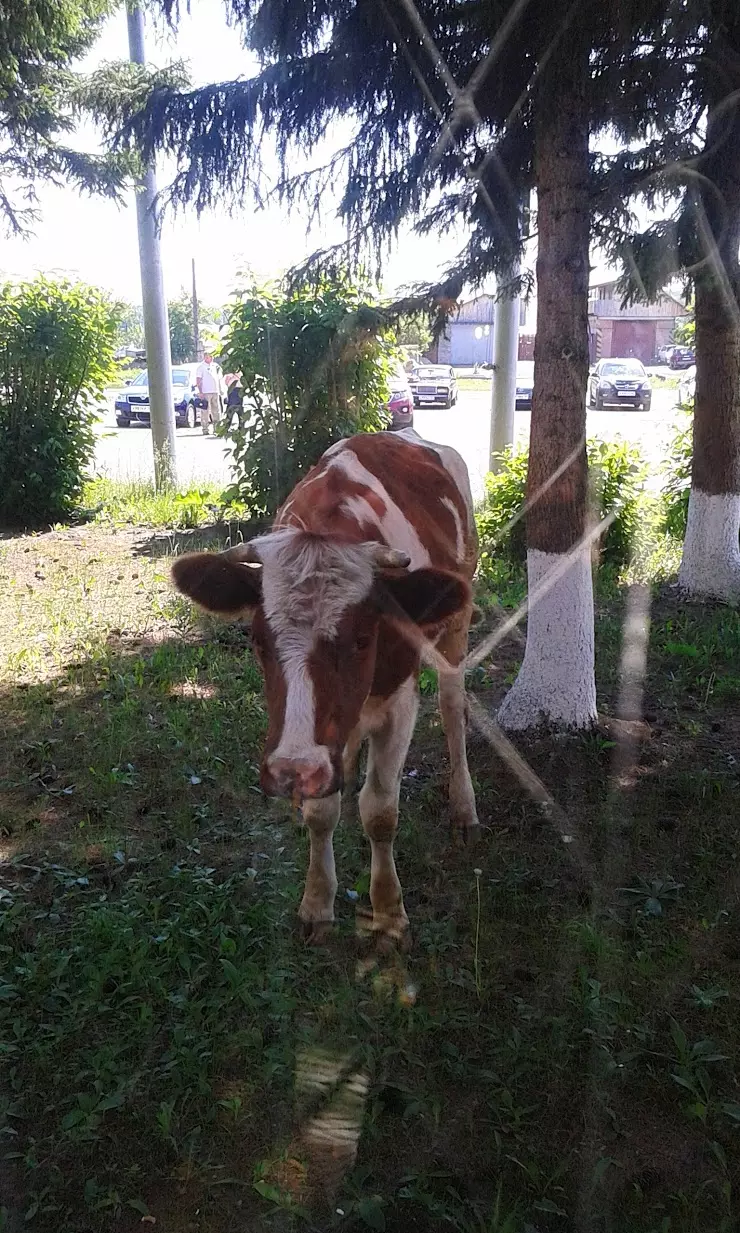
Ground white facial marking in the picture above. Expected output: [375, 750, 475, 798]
[250, 529, 379, 761]
[268, 633, 332, 771]
[328, 450, 431, 568]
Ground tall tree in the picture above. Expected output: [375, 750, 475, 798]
[497, 16, 594, 727]
[0, 0, 130, 234]
[112, 0, 676, 728]
[614, 1, 740, 601]
[678, 8, 740, 600]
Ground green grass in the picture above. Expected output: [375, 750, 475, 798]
[1, 520, 740, 1231]
[80, 478, 249, 530]
[456, 377, 492, 392]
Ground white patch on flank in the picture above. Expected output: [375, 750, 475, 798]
[427, 442, 475, 527]
[441, 495, 465, 562]
[678, 487, 740, 602]
[389, 429, 475, 533]
[327, 449, 431, 568]
[497, 547, 597, 731]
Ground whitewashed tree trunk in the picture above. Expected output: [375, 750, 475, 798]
[497, 30, 596, 731]
[677, 31, 740, 604]
[498, 548, 596, 730]
[679, 490, 740, 601]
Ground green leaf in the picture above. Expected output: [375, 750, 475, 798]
[358, 1196, 386, 1230]
[533, 1198, 567, 1216]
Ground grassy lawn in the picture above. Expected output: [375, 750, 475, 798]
[457, 377, 492, 392]
[1, 507, 739, 1232]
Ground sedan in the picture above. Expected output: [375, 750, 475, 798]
[115, 363, 207, 429]
[587, 359, 652, 410]
[409, 364, 458, 408]
[385, 378, 414, 430]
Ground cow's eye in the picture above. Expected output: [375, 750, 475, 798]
[354, 634, 372, 652]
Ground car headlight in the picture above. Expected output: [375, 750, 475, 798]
[638, 381, 650, 391]
[598, 380, 613, 390]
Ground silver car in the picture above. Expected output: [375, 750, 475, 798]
[409, 364, 458, 409]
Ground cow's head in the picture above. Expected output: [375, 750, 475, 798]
[172, 530, 470, 801]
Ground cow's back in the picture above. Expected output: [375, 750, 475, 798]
[275, 430, 476, 578]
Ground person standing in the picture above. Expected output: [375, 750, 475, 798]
[224, 371, 244, 421]
[196, 352, 224, 436]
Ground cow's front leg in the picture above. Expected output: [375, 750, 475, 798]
[359, 678, 418, 944]
[437, 617, 479, 838]
[299, 792, 341, 943]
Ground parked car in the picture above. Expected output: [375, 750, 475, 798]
[114, 363, 207, 428]
[587, 358, 652, 410]
[678, 364, 696, 406]
[384, 377, 414, 430]
[408, 364, 458, 408]
[668, 345, 695, 369]
[515, 360, 534, 409]
[656, 344, 676, 365]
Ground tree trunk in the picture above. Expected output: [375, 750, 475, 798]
[678, 35, 740, 601]
[498, 35, 595, 730]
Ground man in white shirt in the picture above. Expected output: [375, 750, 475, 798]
[196, 353, 224, 436]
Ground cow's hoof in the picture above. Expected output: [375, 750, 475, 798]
[451, 819, 481, 848]
[374, 924, 412, 956]
[355, 907, 411, 953]
[298, 916, 334, 945]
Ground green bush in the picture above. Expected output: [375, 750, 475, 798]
[218, 273, 396, 520]
[661, 405, 693, 539]
[0, 276, 118, 527]
[477, 439, 646, 571]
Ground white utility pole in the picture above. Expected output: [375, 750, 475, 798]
[191, 257, 200, 361]
[127, 0, 177, 489]
[488, 276, 520, 472]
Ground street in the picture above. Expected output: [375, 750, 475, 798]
[93, 385, 681, 503]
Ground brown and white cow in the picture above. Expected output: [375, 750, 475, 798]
[171, 428, 479, 943]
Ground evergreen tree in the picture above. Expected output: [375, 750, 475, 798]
[115, 0, 682, 728]
[0, 0, 132, 234]
[615, 1, 740, 602]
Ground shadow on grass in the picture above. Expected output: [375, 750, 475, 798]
[132, 518, 265, 561]
[1, 585, 740, 1232]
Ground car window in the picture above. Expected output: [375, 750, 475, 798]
[601, 361, 645, 377]
[172, 369, 190, 385]
[130, 370, 148, 387]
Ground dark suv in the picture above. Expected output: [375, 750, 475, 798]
[668, 346, 695, 370]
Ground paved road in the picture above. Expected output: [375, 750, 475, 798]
[93, 386, 680, 502]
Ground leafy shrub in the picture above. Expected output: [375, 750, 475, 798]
[477, 439, 646, 571]
[0, 276, 118, 527]
[218, 273, 397, 520]
[661, 406, 693, 540]
[476, 446, 530, 569]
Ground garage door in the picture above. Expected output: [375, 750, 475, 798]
[610, 321, 657, 365]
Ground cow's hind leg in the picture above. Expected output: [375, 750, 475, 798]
[437, 615, 479, 838]
[359, 677, 418, 945]
[299, 792, 341, 943]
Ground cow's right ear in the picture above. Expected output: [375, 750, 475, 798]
[171, 553, 262, 614]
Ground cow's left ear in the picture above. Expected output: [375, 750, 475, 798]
[375, 568, 472, 629]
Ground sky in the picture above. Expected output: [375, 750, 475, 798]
[0, 0, 467, 309]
